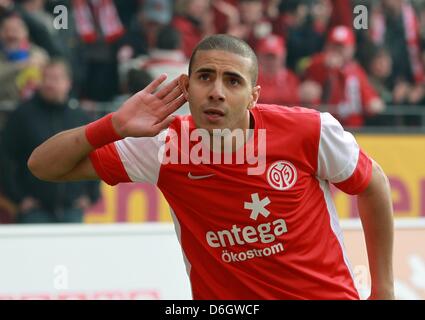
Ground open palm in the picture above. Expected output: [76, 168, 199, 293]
[112, 74, 187, 138]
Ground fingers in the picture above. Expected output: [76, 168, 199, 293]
[152, 114, 176, 132]
[163, 86, 183, 105]
[166, 95, 187, 114]
[155, 76, 180, 99]
[156, 94, 186, 121]
[143, 74, 168, 94]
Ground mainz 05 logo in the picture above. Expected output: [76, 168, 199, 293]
[267, 161, 297, 191]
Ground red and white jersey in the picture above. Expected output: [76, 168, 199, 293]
[90, 104, 372, 300]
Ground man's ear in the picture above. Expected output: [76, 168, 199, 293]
[249, 85, 261, 108]
[179, 74, 189, 100]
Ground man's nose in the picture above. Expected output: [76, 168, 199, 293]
[208, 80, 225, 102]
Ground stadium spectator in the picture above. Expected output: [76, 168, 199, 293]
[117, 0, 173, 63]
[274, 0, 328, 72]
[210, 0, 239, 34]
[0, 13, 48, 107]
[141, 25, 188, 83]
[256, 34, 300, 106]
[113, 68, 154, 112]
[173, 0, 216, 58]
[27, 35, 394, 299]
[365, 45, 394, 105]
[304, 25, 385, 127]
[227, 0, 273, 50]
[18, 0, 56, 37]
[273, 0, 307, 39]
[368, 0, 425, 105]
[0, 0, 11, 18]
[140, 25, 190, 114]
[113, 0, 140, 29]
[361, 44, 401, 126]
[73, 0, 124, 45]
[39, 0, 87, 98]
[1, 59, 100, 223]
[0, 0, 63, 56]
[72, 0, 124, 102]
[126, 68, 155, 96]
[328, 0, 353, 29]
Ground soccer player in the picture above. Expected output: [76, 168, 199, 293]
[27, 35, 394, 300]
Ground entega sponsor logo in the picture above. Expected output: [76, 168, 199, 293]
[206, 218, 287, 248]
[221, 242, 284, 263]
[205, 219, 287, 263]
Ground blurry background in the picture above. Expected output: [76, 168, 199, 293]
[0, 0, 424, 300]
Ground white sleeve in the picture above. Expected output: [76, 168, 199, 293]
[114, 130, 168, 184]
[317, 112, 360, 183]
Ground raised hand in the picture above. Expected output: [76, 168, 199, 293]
[112, 74, 187, 138]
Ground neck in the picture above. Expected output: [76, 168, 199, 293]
[210, 109, 253, 153]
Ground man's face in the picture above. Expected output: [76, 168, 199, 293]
[326, 43, 355, 65]
[371, 51, 392, 79]
[39, 64, 71, 104]
[0, 16, 28, 50]
[181, 50, 260, 133]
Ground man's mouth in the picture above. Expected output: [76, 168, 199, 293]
[204, 108, 225, 115]
[203, 108, 225, 122]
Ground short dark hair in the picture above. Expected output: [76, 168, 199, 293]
[188, 34, 258, 86]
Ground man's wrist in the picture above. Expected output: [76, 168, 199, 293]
[370, 284, 395, 300]
[85, 113, 123, 149]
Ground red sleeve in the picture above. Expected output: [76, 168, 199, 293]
[89, 143, 132, 186]
[333, 149, 373, 195]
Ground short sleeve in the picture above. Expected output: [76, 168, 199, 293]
[317, 112, 372, 195]
[89, 143, 132, 186]
[89, 130, 167, 186]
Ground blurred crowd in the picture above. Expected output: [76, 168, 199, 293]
[2, 0, 425, 223]
[2, 0, 425, 125]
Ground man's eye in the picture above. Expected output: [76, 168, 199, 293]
[199, 74, 210, 81]
[229, 78, 240, 86]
